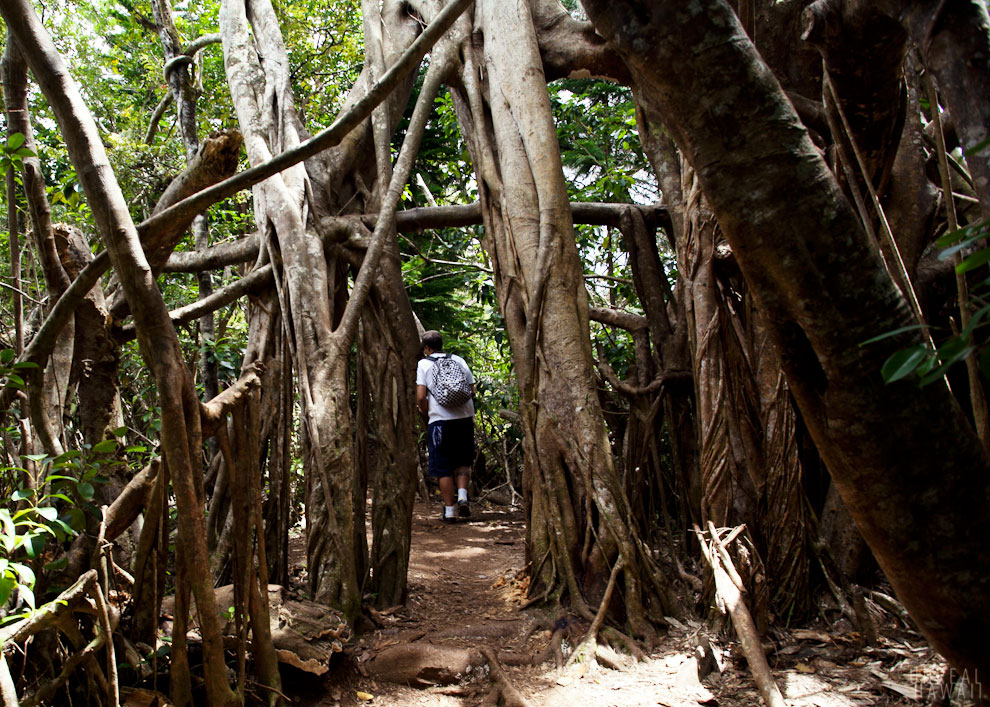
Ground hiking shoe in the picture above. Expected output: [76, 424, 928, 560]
[457, 499, 471, 519]
[441, 513, 458, 524]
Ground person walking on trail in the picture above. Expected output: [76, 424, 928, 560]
[416, 330, 476, 523]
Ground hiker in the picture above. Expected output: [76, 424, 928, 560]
[416, 330, 476, 523]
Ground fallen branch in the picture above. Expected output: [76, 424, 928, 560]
[869, 589, 913, 628]
[696, 525, 786, 707]
[0, 570, 97, 648]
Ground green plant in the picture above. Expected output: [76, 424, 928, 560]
[0, 133, 36, 177]
[864, 219, 990, 385]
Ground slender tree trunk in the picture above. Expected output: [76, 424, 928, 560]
[1, 3, 238, 703]
[151, 0, 222, 406]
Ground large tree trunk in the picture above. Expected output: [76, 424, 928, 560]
[220, 0, 467, 620]
[220, 0, 363, 619]
[583, 0, 990, 681]
[447, 0, 673, 635]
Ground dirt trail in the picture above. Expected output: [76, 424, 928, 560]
[289, 500, 956, 707]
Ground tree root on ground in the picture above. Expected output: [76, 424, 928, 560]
[362, 608, 644, 703]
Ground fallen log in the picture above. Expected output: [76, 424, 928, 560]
[364, 643, 485, 687]
[162, 584, 349, 676]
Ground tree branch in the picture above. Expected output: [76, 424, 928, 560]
[589, 305, 648, 331]
[137, 0, 476, 246]
[164, 202, 668, 273]
[115, 265, 273, 343]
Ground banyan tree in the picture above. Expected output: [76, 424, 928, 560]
[0, 0, 988, 704]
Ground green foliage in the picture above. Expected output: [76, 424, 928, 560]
[551, 79, 654, 204]
[0, 354, 134, 620]
[865, 219, 990, 386]
[274, 0, 364, 131]
[0, 134, 36, 177]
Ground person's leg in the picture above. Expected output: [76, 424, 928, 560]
[454, 467, 470, 493]
[438, 474, 456, 507]
[428, 421, 456, 521]
[455, 466, 470, 516]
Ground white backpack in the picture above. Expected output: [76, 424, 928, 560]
[429, 354, 472, 407]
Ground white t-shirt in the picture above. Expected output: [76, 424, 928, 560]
[416, 353, 475, 423]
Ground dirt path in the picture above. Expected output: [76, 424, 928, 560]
[288, 500, 956, 707]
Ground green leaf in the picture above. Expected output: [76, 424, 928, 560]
[44, 556, 68, 572]
[111, 426, 128, 437]
[91, 439, 118, 454]
[956, 248, 990, 274]
[23, 534, 45, 559]
[35, 507, 58, 522]
[0, 578, 13, 607]
[859, 324, 931, 347]
[961, 305, 990, 339]
[0, 510, 15, 553]
[881, 345, 929, 383]
[965, 135, 990, 157]
[11, 488, 34, 501]
[51, 519, 77, 540]
[0, 349, 14, 364]
[19, 585, 35, 610]
[11, 562, 35, 587]
[936, 220, 989, 248]
[40, 475, 78, 484]
[5, 374, 24, 389]
[12, 361, 38, 370]
[5, 133, 25, 150]
[64, 508, 86, 532]
[77, 482, 95, 500]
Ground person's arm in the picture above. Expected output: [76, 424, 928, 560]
[416, 384, 429, 418]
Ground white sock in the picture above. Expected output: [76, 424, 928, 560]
[445, 505, 456, 518]
[457, 488, 468, 503]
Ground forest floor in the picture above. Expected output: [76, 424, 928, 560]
[282, 499, 973, 707]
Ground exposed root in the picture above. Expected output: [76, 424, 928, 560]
[566, 556, 628, 672]
[480, 646, 534, 707]
[593, 643, 628, 671]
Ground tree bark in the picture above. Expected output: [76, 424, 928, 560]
[0, 3, 238, 703]
[445, 0, 673, 634]
[583, 0, 990, 680]
[879, 0, 990, 219]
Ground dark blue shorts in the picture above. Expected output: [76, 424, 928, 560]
[427, 417, 475, 478]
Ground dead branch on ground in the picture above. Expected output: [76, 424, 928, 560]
[696, 524, 786, 707]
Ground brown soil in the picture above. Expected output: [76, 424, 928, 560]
[285, 500, 974, 707]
